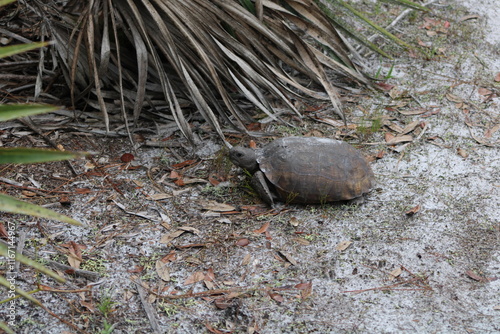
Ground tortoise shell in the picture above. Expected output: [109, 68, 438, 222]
[232, 136, 374, 204]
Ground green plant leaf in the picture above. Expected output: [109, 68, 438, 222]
[0, 242, 66, 283]
[0, 147, 86, 164]
[0, 0, 16, 7]
[0, 193, 82, 226]
[0, 42, 49, 59]
[0, 104, 59, 122]
[0, 321, 15, 334]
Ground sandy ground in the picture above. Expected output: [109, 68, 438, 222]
[1, 0, 499, 333]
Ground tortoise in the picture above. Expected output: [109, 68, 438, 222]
[229, 136, 374, 205]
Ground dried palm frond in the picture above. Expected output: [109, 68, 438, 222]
[22, 0, 426, 143]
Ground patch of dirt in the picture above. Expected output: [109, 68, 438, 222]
[1, 1, 499, 333]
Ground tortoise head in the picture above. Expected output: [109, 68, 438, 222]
[229, 146, 259, 173]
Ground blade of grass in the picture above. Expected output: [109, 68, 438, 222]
[0, 193, 82, 226]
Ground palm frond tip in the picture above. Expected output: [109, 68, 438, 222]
[38, 0, 373, 141]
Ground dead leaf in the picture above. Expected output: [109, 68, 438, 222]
[159, 230, 186, 244]
[80, 300, 95, 312]
[335, 241, 352, 251]
[21, 190, 37, 197]
[485, 124, 500, 138]
[457, 147, 469, 158]
[293, 237, 310, 246]
[375, 82, 394, 91]
[171, 159, 197, 169]
[208, 175, 221, 186]
[386, 134, 413, 145]
[389, 267, 403, 280]
[446, 93, 463, 103]
[405, 205, 421, 216]
[169, 170, 180, 179]
[174, 178, 185, 186]
[0, 222, 8, 239]
[184, 271, 205, 285]
[478, 87, 493, 96]
[155, 260, 170, 281]
[149, 193, 172, 200]
[236, 238, 250, 246]
[298, 282, 313, 299]
[214, 297, 232, 310]
[120, 153, 134, 162]
[61, 241, 86, 269]
[495, 72, 500, 82]
[252, 222, 270, 234]
[241, 253, 252, 265]
[249, 140, 257, 149]
[278, 251, 298, 266]
[397, 108, 427, 116]
[205, 268, 215, 282]
[401, 121, 420, 135]
[178, 226, 201, 234]
[201, 200, 236, 212]
[458, 14, 480, 22]
[269, 292, 284, 303]
[375, 150, 386, 160]
[161, 251, 176, 263]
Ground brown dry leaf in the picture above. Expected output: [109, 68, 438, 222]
[214, 297, 232, 310]
[269, 292, 284, 303]
[385, 132, 395, 143]
[62, 241, 85, 269]
[405, 205, 421, 216]
[397, 108, 427, 116]
[0, 222, 8, 239]
[159, 229, 186, 244]
[149, 193, 172, 200]
[205, 268, 215, 282]
[335, 240, 352, 251]
[386, 135, 413, 145]
[446, 93, 463, 103]
[389, 88, 406, 99]
[249, 140, 257, 149]
[241, 253, 252, 266]
[384, 121, 405, 133]
[201, 200, 236, 212]
[22, 190, 37, 197]
[178, 226, 201, 234]
[402, 121, 420, 134]
[458, 14, 480, 22]
[174, 178, 185, 186]
[495, 72, 500, 82]
[464, 270, 499, 282]
[184, 271, 205, 285]
[278, 251, 298, 266]
[171, 159, 197, 169]
[252, 222, 270, 234]
[293, 237, 311, 246]
[161, 251, 176, 263]
[296, 282, 313, 299]
[457, 147, 469, 158]
[236, 238, 250, 247]
[169, 170, 180, 179]
[208, 175, 221, 186]
[79, 300, 95, 313]
[375, 82, 395, 91]
[155, 259, 170, 281]
[478, 87, 493, 96]
[485, 124, 500, 138]
[389, 267, 403, 280]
